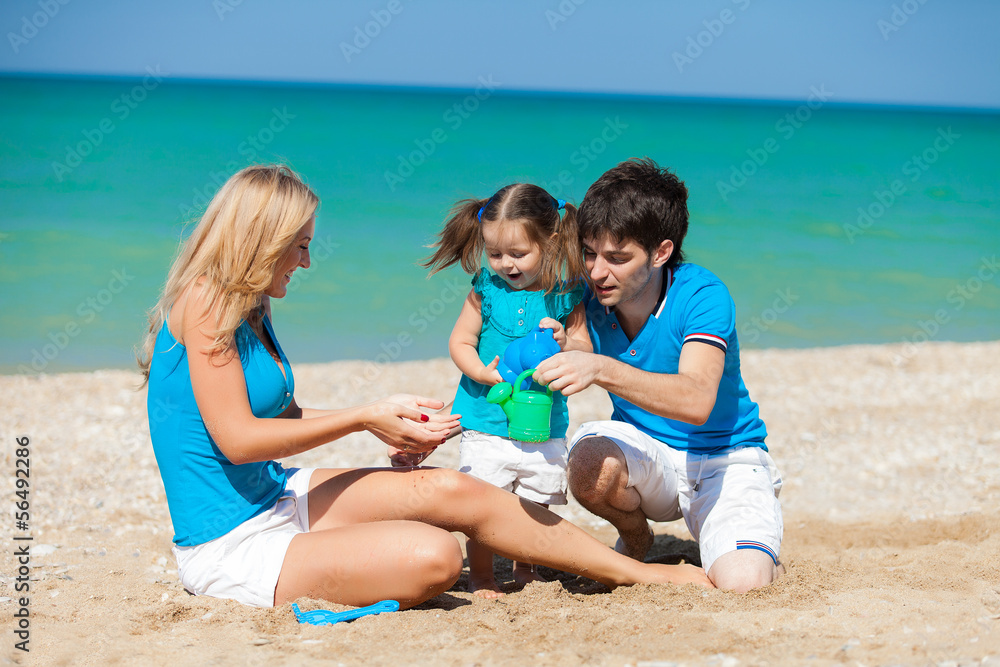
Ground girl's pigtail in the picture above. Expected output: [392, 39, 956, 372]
[422, 199, 486, 276]
[556, 202, 586, 286]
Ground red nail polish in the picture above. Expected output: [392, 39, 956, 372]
[441, 438, 447, 444]
[420, 414, 429, 422]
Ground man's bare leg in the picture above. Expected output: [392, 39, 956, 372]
[567, 437, 654, 561]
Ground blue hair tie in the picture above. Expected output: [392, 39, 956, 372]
[556, 199, 566, 210]
[477, 195, 495, 222]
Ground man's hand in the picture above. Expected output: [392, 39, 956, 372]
[533, 350, 605, 396]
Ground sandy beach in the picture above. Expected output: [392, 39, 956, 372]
[1, 340, 998, 666]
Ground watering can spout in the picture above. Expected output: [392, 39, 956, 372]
[486, 381, 515, 418]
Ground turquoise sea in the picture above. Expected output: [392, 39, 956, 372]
[1, 76, 998, 375]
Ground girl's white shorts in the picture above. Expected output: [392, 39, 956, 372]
[172, 467, 315, 608]
[569, 421, 783, 574]
[459, 429, 568, 505]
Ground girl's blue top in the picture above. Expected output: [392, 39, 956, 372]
[147, 315, 294, 546]
[452, 269, 584, 439]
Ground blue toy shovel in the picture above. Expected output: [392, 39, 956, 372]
[291, 600, 399, 626]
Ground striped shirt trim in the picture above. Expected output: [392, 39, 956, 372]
[684, 332, 728, 352]
[736, 540, 778, 565]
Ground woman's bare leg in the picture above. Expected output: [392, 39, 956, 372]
[465, 538, 503, 599]
[512, 502, 549, 588]
[304, 467, 712, 590]
[273, 520, 462, 609]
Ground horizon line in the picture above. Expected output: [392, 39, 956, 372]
[2, 70, 999, 116]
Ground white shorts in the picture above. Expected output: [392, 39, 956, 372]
[172, 467, 315, 608]
[568, 421, 783, 573]
[459, 429, 568, 505]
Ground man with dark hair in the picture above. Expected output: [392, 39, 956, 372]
[535, 158, 783, 592]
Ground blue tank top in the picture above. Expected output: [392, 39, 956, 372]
[452, 270, 584, 439]
[147, 314, 294, 546]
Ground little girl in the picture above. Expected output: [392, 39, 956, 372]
[424, 183, 592, 598]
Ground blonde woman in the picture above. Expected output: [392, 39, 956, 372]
[139, 165, 711, 610]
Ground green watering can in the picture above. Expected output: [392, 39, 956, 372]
[486, 368, 553, 443]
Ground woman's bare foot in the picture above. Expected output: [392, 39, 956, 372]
[512, 562, 547, 589]
[468, 572, 504, 599]
[644, 562, 714, 589]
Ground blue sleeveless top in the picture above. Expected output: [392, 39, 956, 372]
[147, 315, 294, 546]
[452, 270, 584, 439]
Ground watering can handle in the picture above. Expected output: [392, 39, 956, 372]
[514, 368, 552, 397]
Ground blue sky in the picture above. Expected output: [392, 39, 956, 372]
[1, 0, 998, 109]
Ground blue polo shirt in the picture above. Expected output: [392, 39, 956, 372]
[585, 262, 767, 454]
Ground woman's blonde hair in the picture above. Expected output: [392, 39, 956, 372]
[137, 165, 318, 385]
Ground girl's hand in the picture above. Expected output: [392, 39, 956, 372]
[538, 317, 567, 350]
[477, 355, 503, 385]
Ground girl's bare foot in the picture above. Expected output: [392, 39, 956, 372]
[512, 562, 547, 588]
[468, 572, 504, 599]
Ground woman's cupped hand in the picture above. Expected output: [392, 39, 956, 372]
[366, 395, 461, 462]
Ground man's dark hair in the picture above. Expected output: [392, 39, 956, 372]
[578, 157, 689, 268]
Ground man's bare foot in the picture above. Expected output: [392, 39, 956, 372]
[512, 562, 547, 588]
[468, 573, 504, 599]
[613, 525, 655, 561]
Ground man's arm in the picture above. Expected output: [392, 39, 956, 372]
[533, 342, 725, 425]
